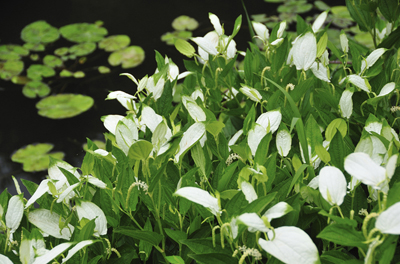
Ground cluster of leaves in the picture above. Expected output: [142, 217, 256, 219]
[161, 15, 199, 45]
[0, 20, 145, 119]
[2, 0, 400, 263]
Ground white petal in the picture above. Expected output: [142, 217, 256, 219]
[378, 82, 395, 97]
[361, 48, 387, 72]
[175, 187, 220, 216]
[312, 11, 328, 32]
[32, 243, 73, 264]
[240, 181, 258, 203]
[259, 226, 320, 264]
[344, 152, 386, 189]
[209, 13, 223, 36]
[256, 110, 282, 133]
[222, 37, 237, 59]
[174, 122, 206, 163]
[318, 166, 347, 206]
[237, 213, 269, 232]
[248, 124, 267, 156]
[339, 90, 353, 119]
[292, 32, 317, 71]
[252, 22, 269, 42]
[62, 240, 96, 263]
[376, 202, 400, 234]
[103, 115, 124, 134]
[76, 201, 107, 236]
[347, 75, 370, 92]
[27, 209, 74, 240]
[5, 195, 24, 233]
[263, 202, 293, 222]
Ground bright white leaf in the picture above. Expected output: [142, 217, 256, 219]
[142, 106, 163, 133]
[174, 122, 206, 163]
[193, 36, 218, 57]
[237, 213, 269, 232]
[339, 89, 353, 119]
[106, 91, 136, 110]
[259, 226, 320, 264]
[308, 176, 319, 189]
[174, 187, 220, 216]
[5, 195, 24, 233]
[361, 48, 387, 72]
[256, 110, 282, 133]
[191, 89, 204, 102]
[271, 38, 283, 46]
[292, 32, 317, 71]
[340, 31, 349, 53]
[248, 124, 267, 156]
[27, 209, 74, 240]
[376, 202, 400, 234]
[87, 176, 107, 189]
[276, 129, 291, 157]
[347, 75, 370, 92]
[318, 166, 347, 206]
[76, 201, 107, 236]
[312, 11, 328, 32]
[240, 181, 258, 203]
[252, 22, 269, 42]
[103, 115, 124, 134]
[62, 240, 97, 263]
[209, 13, 223, 36]
[56, 182, 79, 203]
[25, 179, 51, 208]
[185, 102, 206, 122]
[146, 76, 165, 101]
[221, 36, 237, 59]
[0, 254, 13, 264]
[378, 82, 395, 97]
[277, 21, 286, 38]
[116, 115, 138, 155]
[228, 129, 243, 147]
[32, 242, 73, 264]
[344, 152, 386, 190]
[240, 86, 262, 103]
[120, 73, 138, 85]
[311, 62, 330, 82]
[263, 202, 293, 222]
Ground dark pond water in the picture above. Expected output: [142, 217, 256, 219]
[0, 0, 344, 194]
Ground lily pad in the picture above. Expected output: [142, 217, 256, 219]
[0, 45, 29, 60]
[69, 42, 97, 56]
[161, 31, 192, 45]
[0, 60, 24, 80]
[98, 66, 110, 74]
[54, 47, 69, 56]
[172, 15, 199, 31]
[278, 0, 313, 14]
[73, 71, 85, 78]
[314, 1, 330, 10]
[27, 64, 56, 80]
[36, 94, 94, 119]
[60, 69, 73, 77]
[43, 55, 63, 68]
[22, 81, 51, 98]
[11, 75, 30, 85]
[11, 143, 64, 172]
[98, 35, 130, 52]
[30, 54, 39, 61]
[21, 21, 60, 44]
[329, 6, 353, 28]
[108, 46, 145, 69]
[23, 43, 45, 51]
[60, 23, 108, 43]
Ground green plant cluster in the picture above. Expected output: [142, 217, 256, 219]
[0, 20, 145, 119]
[2, 0, 400, 263]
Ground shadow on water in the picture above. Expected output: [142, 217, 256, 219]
[1, 0, 281, 194]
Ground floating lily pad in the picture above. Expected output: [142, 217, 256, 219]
[21, 21, 60, 44]
[11, 143, 64, 172]
[278, 0, 313, 14]
[98, 35, 130, 52]
[314, 1, 330, 11]
[43, 55, 63, 68]
[0, 60, 24, 80]
[73, 71, 85, 78]
[161, 31, 192, 45]
[54, 47, 69, 56]
[251, 14, 269, 23]
[22, 81, 51, 98]
[11, 75, 30, 85]
[330, 6, 353, 28]
[36, 94, 94, 119]
[60, 23, 108, 43]
[98, 66, 110, 74]
[172, 15, 199, 31]
[27, 64, 56, 80]
[23, 42, 45, 51]
[108, 46, 145, 69]
[30, 54, 39, 61]
[60, 69, 73, 77]
[69, 42, 97, 56]
[0, 45, 29, 60]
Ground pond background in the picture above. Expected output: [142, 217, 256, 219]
[0, 0, 343, 194]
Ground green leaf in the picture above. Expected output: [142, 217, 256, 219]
[98, 35, 131, 52]
[181, 238, 232, 255]
[315, 144, 330, 164]
[36, 94, 94, 119]
[306, 114, 323, 155]
[326, 118, 347, 141]
[188, 253, 237, 264]
[0, 60, 24, 81]
[22, 81, 50, 98]
[114, 227, 163, 246]
[27, 64, 56, 81]
[60, 23, 107, 43]
[254, 133, 272, 166]
[378, 0, 399, 22]
[191, 142, 206, 177]
[108, 46, 145, 69]
[231, 15, 242, 39]
[387, 182, 400, 208]
[317, 224, 367, 250]
[21, 21, 60, 43]
[174, 39, 195, 58]
[317, 32, 328, 58]
[166, 256, 185, 264]
[155, 80, 174, 116]
[78, 218, 96, 241]
[43, 55, 63, 68]
[243, 105, 255, 135]
[206, 121, 225, 137]
[345, 0, 373, 32]
[318, 210, 357, 227]
[164, 228, 187, 244]
[69, 42, 97, 56]
[242, 192, 277, 214]
[217, 162, 238, 192]
[329, 131, 346, 171]
[128, 140, 153, 161]
[287, 164, 309, 197]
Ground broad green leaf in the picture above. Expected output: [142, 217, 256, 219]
[172, 15, 199, 30]
[69, 42, 96, 56]
[36, 94, 94, 119]
[60, 23, 107, 43]
[22, 81, 51, 99]
[188, 253, 237, 264]
[108, 46, 145, 68]
[243, 105, 255, 135]
[326, 118, 347, 141]
[128, 140, 153, 161]
[21, 20, 60, 43]
[174, 39, 195, 58]
[98, 35, 130, 52]
[317, 224, 367, 249]
[316, 32, 328, 57]
[114, 227, 163, 246]
[345, 0, 373, 32]
[166, 256, 185, 264]
[27, 64, 55, 81]
[0, 60, 24, 81]
[164, 228, 187, 244]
